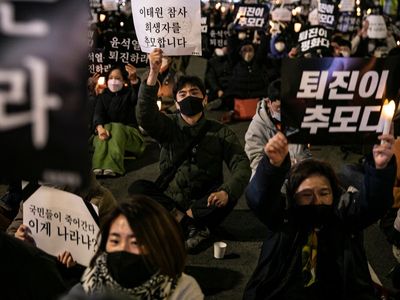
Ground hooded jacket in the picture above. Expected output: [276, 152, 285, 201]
[245, 100, 311, 178]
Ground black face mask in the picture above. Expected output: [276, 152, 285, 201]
[291, 205, 334, 231]
[106, 251, 156, 289]
[178, 96, 204, 117]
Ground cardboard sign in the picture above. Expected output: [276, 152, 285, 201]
[104, 32, 149, 68]
[318, 0, 337, 30]
[367, 15, 388, 39]
[281, 57, 400, 145]
[131, 0, 202, 56]
[339, 0, 355, 12]
[298, 26, 330, 54]
[234, 4, 269, 30]
[271, 7, 292, 22]
[0, 0, 89, 187]
[23, 186, 100, 267]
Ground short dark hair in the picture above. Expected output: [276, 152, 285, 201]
[106, 64, 129, 82]
[268, 79, 281, 101]
[173, 75, 206, 99]
[91, 195, 186, 278]
[286, 159, 341, 206]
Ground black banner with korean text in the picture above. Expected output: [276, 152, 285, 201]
[104, 32, 149, 68]
[0, 0, 89, 187]
[298, 26, 331, 54]
[318, 0, 338, 30]
[281, 57, 400, 145]
[234, 4, 269, 30]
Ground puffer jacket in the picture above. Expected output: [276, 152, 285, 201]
[137, 82, 251, 209]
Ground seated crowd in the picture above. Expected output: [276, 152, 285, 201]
[1, 6, 400, 300]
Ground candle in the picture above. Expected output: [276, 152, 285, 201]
[381, 99, 396, 137]
[294, 23, 302, 33]
[97, 76, 105, 86]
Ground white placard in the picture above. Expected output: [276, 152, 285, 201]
[271, 7, 292, 22]
[102, 0, 118, 11]
[131, 0, 202, 56]
[367, 15, 388, 39]
[23, 186, 100, 267]
[339, 0, 355, 12]
[308, 8, 320, 25]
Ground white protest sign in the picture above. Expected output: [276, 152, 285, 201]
[23, 186, 100, 267]
[367, 15, 387, 39]
[102, 0, 118, 11]
[271, 7, 292, 22]
[339, 0, 355, 12]
[131, 0, 202, 56]
[308, 8, 320, 26]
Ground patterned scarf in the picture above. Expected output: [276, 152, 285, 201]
[81, 253, 178, 299]
[301, 230, 318, 287]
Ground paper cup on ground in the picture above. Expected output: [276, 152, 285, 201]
[214, 241, 227, 259]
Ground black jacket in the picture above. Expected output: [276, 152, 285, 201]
[244, 154, 396, 300]
[93, 81, 140, 131]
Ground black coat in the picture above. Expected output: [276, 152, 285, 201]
[93, 81, 140, 131]
[244, 154, 396, 300]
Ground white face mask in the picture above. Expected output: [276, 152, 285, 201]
[341, 50, 350, 57]
[368, 41, 375, 53]
[215, 48, 225, 57]
[107, 79, 123, 93]
[271, 111, 281, 122]
[275, 42, 286, 52]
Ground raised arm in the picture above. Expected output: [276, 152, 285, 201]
[246, 132, 290, 230]
[136, 49, 176, 142]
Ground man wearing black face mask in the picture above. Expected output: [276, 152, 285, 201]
[132, 48, 251, 251]
[243, 132, 396, 300]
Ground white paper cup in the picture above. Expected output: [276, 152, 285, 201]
[214, 241, 227, 259]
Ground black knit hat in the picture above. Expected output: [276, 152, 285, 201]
[268, 79, 281, 101]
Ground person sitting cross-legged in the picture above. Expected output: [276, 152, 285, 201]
[129, 48, 251, 251]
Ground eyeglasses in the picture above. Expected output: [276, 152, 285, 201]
[294, 188, 332, 205]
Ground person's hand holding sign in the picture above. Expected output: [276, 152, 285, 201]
[15, 224, 36, 246]
[125, 64, 139, 85]
[264, 132, 289, 167]
[147, 48, 163, 86]
[57, 250, 77, 268]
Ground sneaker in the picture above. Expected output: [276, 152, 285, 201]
[185, 226, 210, 250]
[93, 169, 103, 176]
[103, 169, 117, 177]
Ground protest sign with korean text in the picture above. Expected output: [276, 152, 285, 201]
[336, 12, 361, 33]
[271, 7, 292, 22]
[298, 26, 331, 54]
[234, 4, 269, 30]
[0, 0, 89, 187]
[366, 15, 388, 39]
[88, 49, 112, 75]
[281, 57, 400, 145]
[104, 32, 149, 68]
[131, 0, 202, 56]
[339, 0, 354, 12]
[23, 186, 100, 266]
[318, 0, 338, 30]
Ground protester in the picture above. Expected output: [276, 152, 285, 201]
[244, 132, 396, 300]
[245, 79, 311, 178]
[92, 64, 145, 177]
[129, 48, 251, 251]
[204, 46, 232, 107]
[62, 196, 204, 300]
